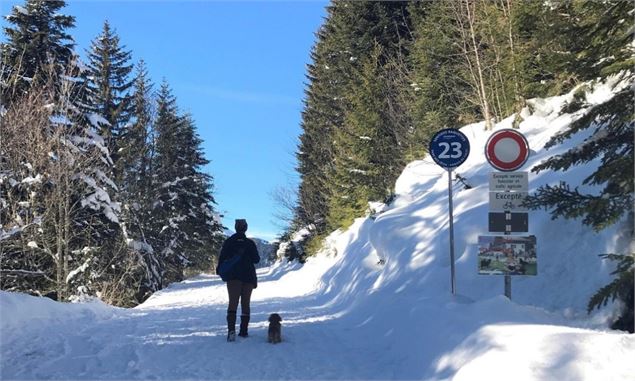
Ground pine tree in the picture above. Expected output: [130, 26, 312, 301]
[1, 0, 75, 102]
[328, 44, 403, 228]
[296, 0, 414, 233]
[177, 114, 224, 273]
[524, 0, 634, 331]
[150, 81, 223, 284]
[116, 60, 162, 301]
[409, 1, 478, 156]
[84, 21, 134, 170]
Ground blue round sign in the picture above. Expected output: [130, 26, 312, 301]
[429, 128, 470, 170]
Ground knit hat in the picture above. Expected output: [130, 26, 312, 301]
[235, 219, 248, 233]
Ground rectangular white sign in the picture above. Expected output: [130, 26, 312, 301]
[489, 172, 528, 191]
[489, 192, 529, 212]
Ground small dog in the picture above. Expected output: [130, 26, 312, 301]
[267, 313, 282, 344]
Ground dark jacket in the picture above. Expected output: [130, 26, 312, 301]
[216, 233, 260, 287]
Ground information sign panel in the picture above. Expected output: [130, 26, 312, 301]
[489, 192, 529, 212]
[478, 235, 537, 275]
[489, 172, 528, 192]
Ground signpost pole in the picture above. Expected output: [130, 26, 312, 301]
[429, 128, 470, 296]
[448, 170, 456, 295]
[504, 210, 512, 300]
[504, 274, 512, 299]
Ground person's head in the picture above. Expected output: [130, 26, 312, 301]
[235, 219, 248, 234]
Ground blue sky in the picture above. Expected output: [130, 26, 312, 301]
[1, 0, 328, 241]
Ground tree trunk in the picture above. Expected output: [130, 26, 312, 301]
[464, 0, 493, 130]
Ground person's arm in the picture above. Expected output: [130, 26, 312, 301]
[216, 239, 230, 274]
[250, 240, 260, 264]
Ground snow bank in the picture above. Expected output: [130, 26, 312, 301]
[362, 75, 633, 314]
[0, 291, 117, 331]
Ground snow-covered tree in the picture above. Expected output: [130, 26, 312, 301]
[84, 20, 134, 165]
[1, 0, 76, 103]
[149, 82, 223, 284]
[0, 69, 121, 301]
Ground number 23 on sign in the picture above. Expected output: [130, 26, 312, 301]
[429, 128, 470, 170]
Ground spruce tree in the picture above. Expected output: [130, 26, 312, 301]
[1, 0, 75, 102]
[408, 1, 477, 156]
[525, 0, 634, 231]
[524, 0, 634, 331]
[0, 73, 121, 302]
[120, 60, 154, 239]
[117, 60, 162, 300]
[328, 44, 403, 228]
[297, 1, 414, 233]
[84, 21, 134, 168]
[150, 81, 223, 284]
[177, 114, 224, 273]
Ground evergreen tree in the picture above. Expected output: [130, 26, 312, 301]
[1, 0, 75, 102]
[328, 44, 403, 228]
[525, 85, 633, 230]
[296, 0, 414, 233]
[525, 0, 634, 231]
[525, 1, 634, 331]
[150, 81, 223, 284]
[116, 60, 162, 301]
[295, 3, 349, 234]
[0, 73, 121, 302]
[177, 114, 224, 273]
[119, 60, 154, 242]
[84, 21, 134, 168]
[408, 1, 477, 156]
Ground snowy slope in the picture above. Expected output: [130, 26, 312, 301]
[1, 77, 634, 380]
[367, 77, 633, 313]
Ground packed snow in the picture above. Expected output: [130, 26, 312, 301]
[1, 78, 634, 380]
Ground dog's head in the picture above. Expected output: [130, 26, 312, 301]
[268, 313, 282, 324]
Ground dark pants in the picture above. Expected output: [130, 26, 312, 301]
[226, 280, 254, 333]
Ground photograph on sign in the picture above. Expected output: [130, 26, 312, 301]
[478, 235, 537, 275]
[489, 191, 529, 212]
[489, 172, 528, 191]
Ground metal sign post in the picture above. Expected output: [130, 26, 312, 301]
[448, 170, 456, 295]
[429, 129, 470, 296]
[504, 229, 512, 299]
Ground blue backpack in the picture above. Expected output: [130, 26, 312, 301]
[217, 254, 242, 282]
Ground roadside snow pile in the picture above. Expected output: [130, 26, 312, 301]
[0, 290, 116, 330]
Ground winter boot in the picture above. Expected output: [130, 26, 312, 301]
[227, 310, 237, 342]
[238, 314, 250, 337]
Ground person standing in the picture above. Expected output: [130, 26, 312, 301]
[216, 219, 260, 341]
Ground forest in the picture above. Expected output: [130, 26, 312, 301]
[1, 0, 225, 307]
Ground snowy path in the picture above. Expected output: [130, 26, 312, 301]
[2, 257, 634, 380]
[1, 264, 382, 380]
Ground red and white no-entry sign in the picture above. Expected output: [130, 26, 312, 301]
[485, 129, 530, 171]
